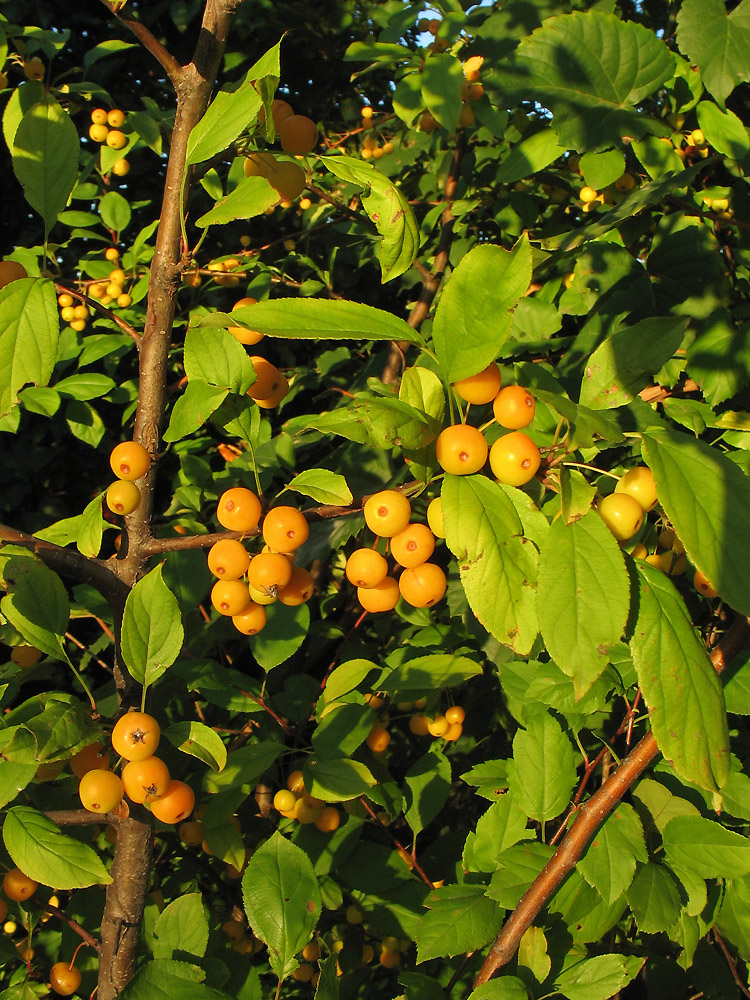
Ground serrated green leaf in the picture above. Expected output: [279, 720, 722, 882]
[696, 100, 750, 159]
[537, 512, 630, 696]
[443, 475, 538, 655]
[379, 653, 482, 694]
[99, 190, 131, 233]
[3, 806, 112, 888]
[416, 885, 503, 963]
[12, 97, 78, 233]
[433, 237, 531, 382]
[488, 843, 555, 908]
[121, 566, 184, 690]
[403, 750, 451, 837]
[195, 298, 423, 345]
[676, 0, 750, 104]
[152, 894, 209, 960]
[242, 832, 321, 981]
[578, 803, 647, 905]
[195, 175, 279, 227]
[580, 149, 626, 190]
[631, 777, 701, 835]
[287, 469, 352, 505]
[76, 492, 105, 558]
[303, 757, 376, 802]
[631, 563, 729, 792]
[119, 959, 232, 1000]
[421, 52, 463, 133]
[464, 792, 532, 873]
[251, 602, 309, 672]
[163, 721, 227, 771]
[0, 277, 59, 418]
[164, 380, 229, 443]
[497, 128, 567, 183]
[625, 862, 682, 934]
[1, 557, 70, 663]
[663, 815, 750, 878]
[643, 426, 750, 616]
[553, 954, 645, 1000]
[506, 712, 577, 823]
[312, 703, 374, 758]
[183, 328, 256, 395]
[467, 979, 528, 1000]
[716, 877, 750, 962]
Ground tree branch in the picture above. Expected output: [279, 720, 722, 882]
[96, 0, 184, 85]
[27, 898, 101, 953]
[473, 613, 750, 988]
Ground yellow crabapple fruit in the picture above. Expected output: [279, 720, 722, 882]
[398, 563, 446, 607]
[211, 579, 252, 616]
[492, 385, 535, 429]
[363, 490, 411, 537]
[216, 487, 261, 533]
[112, 711, 160, 762]
[277, 566, 315, 606]
[346, 548, 389, 588]
[390, 523, 435, 568]
[207, 539, 250, 579]
[110, 440, 150, 481]
[357, 577, 400, 612]
[489, 431, 541, 486]
[427, 496, 446, 538]
[106, 481, 140, 516]
[597, 493, 644, 542]
[279, 114, 318, 154]
[262, 506, 309, 552]
[615, 467, 658, 511]
[232, 602, 268, 635]
[694, 569, 718, 599]
[435, 424, 488, 475]
[452, 362, 502, 405]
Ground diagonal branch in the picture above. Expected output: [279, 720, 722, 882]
[96, 0, 184, 84]
[473, 613, 750, 988]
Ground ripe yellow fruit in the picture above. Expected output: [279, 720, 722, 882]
[89, 123, 109, 143]
[363, 490, 411, 537]
[452, 362, 502, 405]
[579, 186, 599, 203]
[279, 115, 318, 154]
[106, 130, 127, 149]
[597, 493, 644, 542]
[615, 466, 658, 512]
[23, 57, 45, 81]
[244, 151, 279, 178]
[107, 109, 125, 128]
[91, 108, 109, 125]
[270, 161, 306, 201]
[228, 296, 263, 346]
[112, 158, 130, 176]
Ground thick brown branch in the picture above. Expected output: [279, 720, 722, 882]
[474, 614, 750, 987]
[96, 0, 184, 84]
[0, 523, 126, 602]
[45, 809, 119, 826]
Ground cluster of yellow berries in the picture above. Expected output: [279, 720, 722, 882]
[87, 108, 129, 174]
[210, 488, 314, 636]
[56, 292, 90, 333]
[105, 440, 150, 517]
[358, 105, 395, 160]
[577, 171, 636, 212]
[366, 691, 467, 750]
[272, 770, 341, 832]
[346, 490, 446, 613]
[182, 257, 243, 289]
[76, 712, 195, 824]
[88, 249, 133, 307]
[242, 97, 318, 205]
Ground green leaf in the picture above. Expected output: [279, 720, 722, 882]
[321, 659, 378, 705]
[303, 757, 376, 802]
[580, 149, 626, 190]
[537, 512, 631, 696]
[432, 237, 532, 382]
[163, 721, 227, 771]
[443, 474, 538, 655]
[287, 469, 352, 505]
[579, 317, 688, 409]
[464, 792, 532, 873]
[77, 493, 105, 559]
[518, 926, 551, 985]
[195, 175, 279, 228]
[686, 309, 750, 406]
[696, 100, 750, 159]
[183, 328, 256, 395]
[1, 557, 69, 663]
[631, 134, 685, 180]
[553, 954, 644, 1000]
[322, 155, 419, 282]
[55, 373, 116, 401]
[152, 894, 209, 960]
[195, 298, 424, 345]
[716, 877, 750, 962]
[506, 712, 577, 823]
[403, 750, 451, 837]
[11, 97, 79, 233]
[0, 277, 59, 418]
[663, 815, 750, 879]
[399, 366, 445, 427]
[3, 806, 112, 888]
[120, 566, 184, 689]
[99, 190, 131, 234]
[164, 380, 228, 443]
[496, 11, 674, 149]
[242, 832, 321, 981]
[642, 426, 750, 616]
[421, 52, 463, 133]
[496, 128, 567, 183]
[312, 703, 373, 758]
[676, 0, 750, 104]
[2, 81, 44, 151]
[560, 468, 596, 524]
[631, 777, 701, 835]
[314, 957, 340, 1000]
[631, 563, 729, 792]
[251, 603, 309, 672]
[578, 804, 647, 905]
[625, 862, 682, 934]
[119, 959, 233, 1000]
[467, 979, 528, 1000]
[379, 653, 482, 694]
[488, 843, 555, 908]
[0, 762, 36, 810]
[203, 741, 284, 794]
[416, 885, 503, 963]
[186, 42, 281, 165]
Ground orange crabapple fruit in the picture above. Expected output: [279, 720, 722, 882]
[259, 98, 295, 129]
[658, 527, 685, 554]
[0, 260, 27, 288]
[216, 487, 261, 533]
[694, 569, 718, 599]
[398, 563, 447, 607]
[149, 780, 195, 824]
[366, 726, 391, 753]
[91, 108, 108, 125]
[615, 466, 658, 511]
[232, 603, 268, 635]
[278, 114, 319, 154]
[357, 576, 400, 613]
[346, 548, 389, 589]
[435, 424, 488, 475]
[492, 385, 535, 429]
[269, 161, 306, 200]
[244, 151, 279, 178]
[262, 506, 309, 552]
[363, 490, 411, 537]
[122, 756, 171, 804]
[489, 431, 541, 487]
[273, 789, 297, 813]
[426, 496, 446, 538]
[254, 376, 290, 409]
[110, 441, 150, 481]
[452, 362, 502, 405]
[78, 769, 124, 813]
[277, 566, 315, 606]
[2, 869, 37, 902]
[111, 711, 160, 762]
[70, 741, 110, 778]
[228, 297, 263, 345]
[390, 523, 435, 568]
[409, 714, 430, 735]
[107, 108, 125, 128]
[105, 481, 140, 516]
[247, 552, 294, 594]
[211, 579, 252, 616]
[106, 130, 127, 149]
[247, 357, 286, 400]
[428, 715, 449, 737]
[207, 539, 250, 579]
[10, 645, 42, 668]
[248, 582, 277, 605]
[445, 705, 465, 725]
[89, 123, 109, 143]
[315, 807, 340, 833]
[597, 493, 644, 542]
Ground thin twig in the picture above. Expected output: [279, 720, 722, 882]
[54, 283, 140, 344]
[28, 898, 101, 953]
[95, 0, 184, 84]
[357, 796, 434, 889]
[713, 929, 750, 1000]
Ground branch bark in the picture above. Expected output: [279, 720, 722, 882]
[473, 613, 750, 988]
